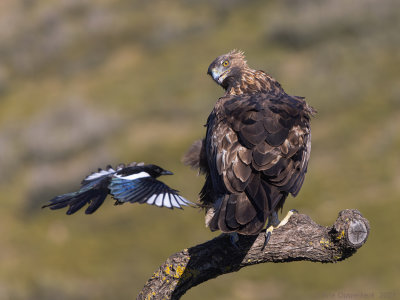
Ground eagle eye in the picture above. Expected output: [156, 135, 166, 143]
[222, 60, 229, 67]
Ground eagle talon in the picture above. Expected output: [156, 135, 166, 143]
[262, 210, 297, 250]
[262, 230, 272, 250]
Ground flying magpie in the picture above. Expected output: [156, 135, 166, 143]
[42, 162, 193, 215]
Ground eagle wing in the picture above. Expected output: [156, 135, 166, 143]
[207, 92, 311, 228]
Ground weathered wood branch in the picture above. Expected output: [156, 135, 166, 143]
[137, 209, 370, 300]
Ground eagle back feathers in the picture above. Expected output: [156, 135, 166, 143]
[184, 51, 314, 235]
[201, 92, 312, 234]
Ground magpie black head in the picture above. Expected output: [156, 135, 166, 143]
[142, 164, 173, 178]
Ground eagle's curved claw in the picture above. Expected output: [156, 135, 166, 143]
[262, 209, 298, 250]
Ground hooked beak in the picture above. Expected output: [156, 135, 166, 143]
[207, 66, 212, 76]
[207, 66, 228, 84]
[161, 170, 173, 176]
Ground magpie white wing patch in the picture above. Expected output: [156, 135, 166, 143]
[173, 195, 193, 207]
[146, 194, 156, 205]
[84, 168, 116, 181]
[144, 193, 192, 208]
[162, 194, 172, 208]
[114, 172, 150, 180]
[155, 194, 164, 207]
[109, 176, 194, 209]
[170, 195, 180, 208]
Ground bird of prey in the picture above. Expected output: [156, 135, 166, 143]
[184, 50, 314, 246]
[42, 162, 192, 215]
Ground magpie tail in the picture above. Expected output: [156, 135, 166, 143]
[42, 185, 108, 215]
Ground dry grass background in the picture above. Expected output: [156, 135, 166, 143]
[0, 0, 399, 299]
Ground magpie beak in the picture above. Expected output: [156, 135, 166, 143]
[161, 170, 173, 175]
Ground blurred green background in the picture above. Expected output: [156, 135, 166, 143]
[0, 0, 399, 299]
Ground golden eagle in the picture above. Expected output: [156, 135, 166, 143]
[184, 50, 314, 243]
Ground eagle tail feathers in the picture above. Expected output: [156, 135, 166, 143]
[206, 184, 288, 235]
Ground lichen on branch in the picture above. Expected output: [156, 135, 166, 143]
[137, 209, 370, 300]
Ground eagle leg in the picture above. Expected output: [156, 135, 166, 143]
[262, 209, 298, 250]
[263, 211, 280, 250]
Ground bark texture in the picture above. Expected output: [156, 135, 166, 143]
[137, 209, 370, 300]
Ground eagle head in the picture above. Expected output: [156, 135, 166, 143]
[207, 50, 247, 88]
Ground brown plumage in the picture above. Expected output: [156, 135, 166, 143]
[184, 50, 315, 235]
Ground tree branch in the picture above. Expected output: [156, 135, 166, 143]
[137, 209, 370, 300]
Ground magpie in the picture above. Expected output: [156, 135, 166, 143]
[42, 162, 193, 215]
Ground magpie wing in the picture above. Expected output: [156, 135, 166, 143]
[109, 176, 193, 209]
